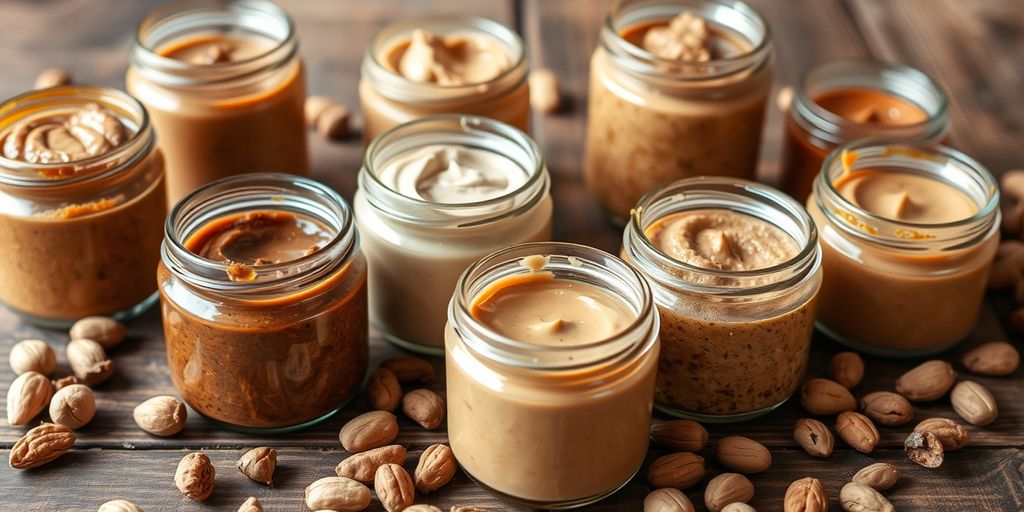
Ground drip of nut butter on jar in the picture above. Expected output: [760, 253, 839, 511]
[391, 29, 512, 86]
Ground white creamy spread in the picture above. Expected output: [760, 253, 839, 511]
[377, 145, 524, 204]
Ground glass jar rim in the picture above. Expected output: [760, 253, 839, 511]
[0, 85, 154, 187]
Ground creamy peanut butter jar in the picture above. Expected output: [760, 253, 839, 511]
[158, 173, 368, 432]
[623, 177, 822, 422]
[446, 242, 659, 508]
[359, 16, 530, 143]
[808, 140, 999, 357]
[127, 0, 308, 204]
[354, 115, 552, 355]
[584, 0, 773, 225]
[0, 85, 166, 327]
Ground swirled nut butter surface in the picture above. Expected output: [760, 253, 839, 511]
[2, 104, 127, 165]
[834, 167, 978, 223]
[160, 34, 275, 64]
[385, 29, 512, 86]
[377, 145, 524, 204]
[645, 209, 817, 416]
[816, 89, 928, 126]
[638, 12, 747, 62]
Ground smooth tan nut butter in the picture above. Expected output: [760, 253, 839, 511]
[386, 29, 511, 86]
[446, 244, 659, 507]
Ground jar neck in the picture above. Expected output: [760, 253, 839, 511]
[130, 0, 298, 89]
[600, 0, 772, 87]
[359, 115, 549, 228]
[813, 139, 999, 251]
[791, 60, 948, 146]
[0, 85, 155, 189]
[162, 173, 358, 299]
[449, 242, 659, 372]
[361, 15, 528, 105]
[624, 177, 821, 296]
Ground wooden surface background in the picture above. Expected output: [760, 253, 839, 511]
[1, 0, 1023, 510]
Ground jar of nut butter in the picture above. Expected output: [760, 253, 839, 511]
[355, 115, 552, 355]
[808, 140, 999, 357]
[446, 242, 659, 508]
[158, 173, 368, 432]
[623, 177, 822, 422]
[0, 85, 166, 327]
[781, 61, 949, 201]
[584, 0, 773, 225]
[127, 0, 308, 204]
[360, 16, 530, 144]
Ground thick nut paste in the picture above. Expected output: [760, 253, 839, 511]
[386, 29, 511, 86]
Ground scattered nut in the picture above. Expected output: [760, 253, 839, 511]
[6, 370, 53, 425]
[800, 378, 856, 415]
[852, 462, 899, 491]
[451, 507, 490, 512]
[859, 391, 914, 426]
[98, 499, 144, 512]
[989, 241, 1024, 289]
[236, 447, 276, 485]
[317, 104, 350, 140]
[647, 452, 705, 489]
[950, 380, 999, 426]
[9, 339, 56, 375]
[405, 506, 443, 512]
[644, 487, 695, 512]
[722, 504, 756, 512]
[827, 352, 864, 389]
[340, 411, 399, 452]
[776, 85, 794, 112]
[793, 418, 834, 458]
[304, 476, 372, 512]
[376, 463, 416, 512]
[70, 316, 126, 349]
[175, 452, 215, 501]
[783, 477, 827, 512]
[415, 443, 457, 493]
[529, 68, 561, 113]
[894, 360, 956, 401]
[904, 430, 944, 468]
[704, 473, 754, 512]
[48, 384, 96, 430]
[961, 341, 1020, 376]
[380, 357, 435, 384]
[35, 68, 72, 89]
[305, 95, 333, 127]
[52, 375, 79, 391]
[913, 417, 970, 451]
[9, 423, 75, 469]
[133, 396, 187, 436]
[67, 338, 114, 385]
[336, 444, 406, 483]
[650, 420, 708, 452]
[237, 496, 263, 512]
[402, 388, 445, 430]
[839, 482, 894, 512]
[715, 436, 771, 474]
[369, 367, 402, 412]
[836, 411, 879, 453]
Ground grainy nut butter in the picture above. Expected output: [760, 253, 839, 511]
[158, 174, 368, 432]
[360, 16, 529, 143]
[355, 116, 551, 354]
[127, 0, 308, 203]
[623, 177, 821, 421]
[0, 85, 166, 326]
[446, 243, 659, 508]
[808, 140, 999, 356]
[584, 0, 773, 224]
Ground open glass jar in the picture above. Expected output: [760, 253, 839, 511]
[127, 0, 308, 203]
[0, 85, 166, 327]
[446, 242, 659, 509]
[359, 15, 530, 144]
[354, 115, 552, 355]
[781, 61, 949, 201]
[584, 0, 773, 224]
[158, 173, 368, 432]
[623, 177, 821, 422]
[808, 140, 999, 356]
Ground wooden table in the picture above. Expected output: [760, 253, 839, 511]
[1, 1, 1022, 510]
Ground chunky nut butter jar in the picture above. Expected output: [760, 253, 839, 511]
[158, 174, 368, 432]
[127, 0, 308, 203]
[808, 140, 999, 357]
[445, 242, 659, 508]
[359, 16, 530, 144]
[584, 0, 773, 225]
[0, 85, 166, 327]
[354, 115, 552, 355]
[623, 177, 822, 422]
[781, 61, 949, 201]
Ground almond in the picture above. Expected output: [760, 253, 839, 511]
[894, 360, 955, 401]
[52, 375, 79, 391]
[67, 338, 114, 385]
[647, 452, 705, 489]
[6, 370, 53, 425]
[175, 452, 215, 501]
[651, 420, 708, 452]
[340, 411, 399, 452]
[237, 496, 263, 512]
[336, 444, 407, 483]
[827, 352, 864, 389]
[529, 68, 561, 113]
[800, 378, 856, 415]
[859, 391, 913, 426]
[961, 341, 1020, 376]
[305, 476, 371, 512]
[644, 488, 695, 512]
[133, 396, 187, 436]
[722, 504, 756, 512]
[402, 389, 445, 430]
[380, 356, 435, 384]
[950, 380, 998, 425]
[793, 418, 833, 458]
[48, 384, 96, 429]
[913, 417, 970, 451]
[836, 411, 879, 453]
[375, 463, 415, 512]
[839, 482, 894, 512]
[236, 447, 276, 485]
[715, 436, 771, 474]
[34, 68, 72, 89]
[317, 104, 350, 140]
[9, 423, 75, 469]
[704, 473, 754, 512]
[852, 462, 899, 491]
[415, 443, 457, 493]
[305, 96, 333, 127]
[9, 339, 56, 375]
[98, 500, 144, 512]
[369, 367, 402, 412]
[783, 477, 827, 512]
[70, 316, 126, 349]
[904, 430, 944, 468]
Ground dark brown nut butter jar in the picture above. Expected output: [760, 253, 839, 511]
[158, 173, 368, 432]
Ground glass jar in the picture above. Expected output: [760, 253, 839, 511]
[446, 242, 659, 508]
[127, 0, 308, 204]
[623, 177, 822, 422]
[359, 15, 530, 144]
[808, 140, 999, 357]
[158, 173, 368, 432]
[0, 85, 166, 327]
[781, 61, 948, 201]
[584, 0, 773, 225]
[354, 115, 552, 355]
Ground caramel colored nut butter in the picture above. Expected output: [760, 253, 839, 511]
[645, 209, 817, 416]
[159, 210, 368, 429]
